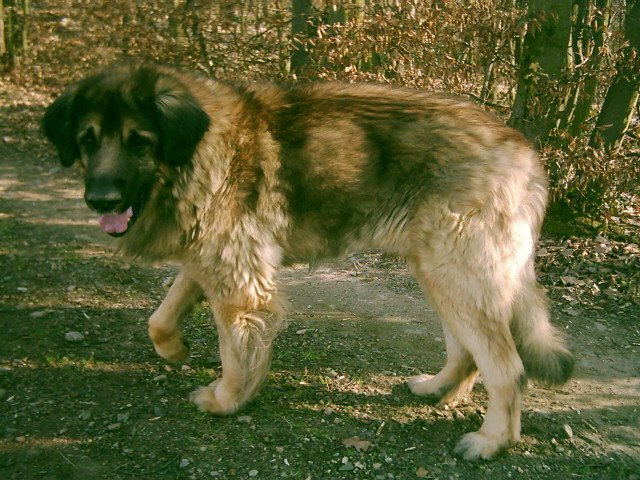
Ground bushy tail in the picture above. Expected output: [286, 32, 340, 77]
[511, 280, 575, 386]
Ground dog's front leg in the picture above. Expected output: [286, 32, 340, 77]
[148, 269, 203, 363]
[190, 293, 285, 415]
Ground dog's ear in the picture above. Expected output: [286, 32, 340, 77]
[154, 75, 210, 167]
[42, 85, 79, 167]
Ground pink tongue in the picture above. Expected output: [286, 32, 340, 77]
[98, 207, 133, 234]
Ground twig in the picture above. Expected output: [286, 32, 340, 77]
[112, 454, 181, 477]
[59, 452, 76, 467]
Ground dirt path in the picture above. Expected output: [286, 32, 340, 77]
[1, 86, 639, 479]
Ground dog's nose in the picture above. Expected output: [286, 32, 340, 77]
[85, 178, 124, 213]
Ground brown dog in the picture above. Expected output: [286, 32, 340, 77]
[43, 62, 574, 460]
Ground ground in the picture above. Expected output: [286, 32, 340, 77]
[1, 82, 639, 480]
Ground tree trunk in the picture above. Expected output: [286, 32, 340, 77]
[169, 0, 187, 45]
[2, 0, 31, 69]
[508, 0, 573, 145]
[291, 0, 315, 76]
[590, 0, 640, 151]
[569, 0, 611, 137]
[0, 2, 5, 57]
[556, 0, 589, 132]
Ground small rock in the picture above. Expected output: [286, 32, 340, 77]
[237, 415, 253, 423]
[65, 331, 85, 342]
[107, 423, 121, 431]
[562, 424, 574, 439]
[179, 459, 190, 468]
[79, 410, 92, 420]
[339, 461, 355, 471]
[116, 413, 130, 423]
[593, 323, 608, 333]
[153, 374, 168, 383]
[15, 436, 26, 443]
[248, 470, 258, 477]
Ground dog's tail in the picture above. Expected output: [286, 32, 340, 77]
[511, 280, 575, 386]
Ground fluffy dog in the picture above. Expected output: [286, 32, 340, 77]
[43, 62, 574, 460]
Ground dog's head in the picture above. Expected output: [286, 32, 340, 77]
[43, 62, 210, 237]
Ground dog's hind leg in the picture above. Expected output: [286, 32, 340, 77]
[411, 257, 526, 460]
[406, 200, 532, 461]
[407, 321, 478, 403]
[190, 292, 286, 415]
[148, 269, 203, 363]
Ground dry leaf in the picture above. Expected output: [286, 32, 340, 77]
[560, 275, 583, 285]
[416, 466, 429, 477]
[342, 436, 372, 451]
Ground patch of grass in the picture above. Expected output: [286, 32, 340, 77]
[44, 353, 96, 369]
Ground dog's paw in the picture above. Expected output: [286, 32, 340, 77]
[454, 431, 509, 461]
[407, 374, 447, 402]
[407, 374, 437, 394]
[153, 337, 190, 363]
[189, 380, 240, 415]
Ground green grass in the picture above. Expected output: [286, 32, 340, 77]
[44, 353, 96, 369]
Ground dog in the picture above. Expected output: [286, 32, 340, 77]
[43, 61, 574, 460]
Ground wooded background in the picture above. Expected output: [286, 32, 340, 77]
[1, 0, 638, 226]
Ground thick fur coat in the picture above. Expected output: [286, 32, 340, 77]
[43, 62, 574, 460]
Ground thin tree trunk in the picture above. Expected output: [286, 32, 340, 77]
[570, 0, 611, 137]
[2, 0, 31, 69]
[291, 0, 314, 76]
[508, 0, 573, 144]
[590, 0, 640, 151]
[0, 2, 5, 57]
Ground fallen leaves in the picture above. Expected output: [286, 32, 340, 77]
[342, 436, 373, 451]
[537, 236, 639, 307]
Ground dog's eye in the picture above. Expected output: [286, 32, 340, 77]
[128, 132, 154, 151]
